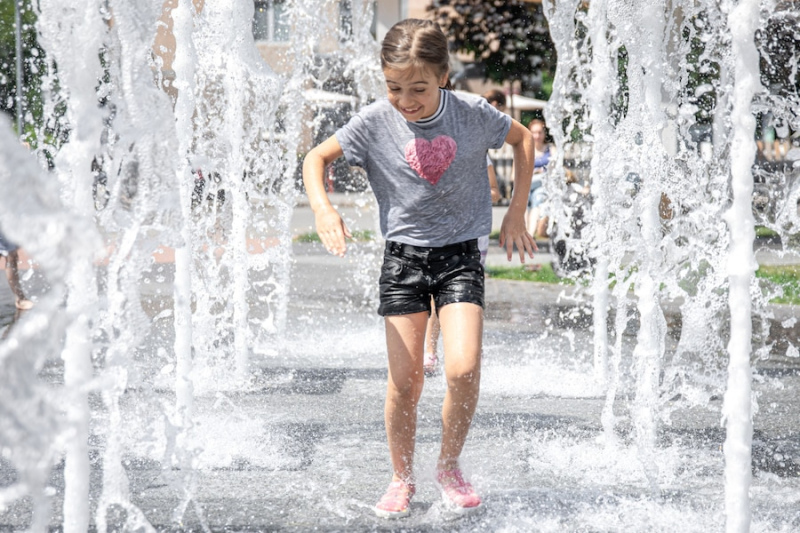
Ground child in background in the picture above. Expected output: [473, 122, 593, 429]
[526, 119, 556, 239]
[424, 89, 508, 374]
[0, 230, 33, 310]
[302, 19, 535, 518]
[423, 153, 500, 375]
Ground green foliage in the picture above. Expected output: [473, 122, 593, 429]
[757, 13, 800, 99]
[427, 0, 556, 94]
[0, 0, 46, 139]
[610, 45, 628, 126]
[682, 12, 721, 127]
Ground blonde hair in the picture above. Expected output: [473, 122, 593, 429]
[381, 19, 453, 89]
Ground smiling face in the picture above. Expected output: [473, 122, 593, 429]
[383, 66, 448, 122]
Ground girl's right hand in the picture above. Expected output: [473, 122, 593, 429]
[315, 206, 351, 257]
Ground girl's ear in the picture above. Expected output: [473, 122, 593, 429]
[439, 71, 450, 88]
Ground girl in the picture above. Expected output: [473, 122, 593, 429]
[0, 230, 33, 310]
[526, 119, 556, 239]
[302, 19, 535, 518]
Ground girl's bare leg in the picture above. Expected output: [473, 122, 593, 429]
[424, 301, 440, 358]
[535, 215, 549, 240]
[384, 311, 428, 481]
[526, 206, 539, 236]
[6, 251, 32, 310]
[437, 302, 483, 470]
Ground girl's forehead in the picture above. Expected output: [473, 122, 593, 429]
[383, 66, 439, 83]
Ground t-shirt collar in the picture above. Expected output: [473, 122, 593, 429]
[410, 89, 447, 127]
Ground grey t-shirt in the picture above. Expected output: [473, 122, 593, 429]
[336, 89, 511, 247]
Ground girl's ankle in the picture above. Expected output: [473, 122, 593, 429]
[392, 472, 413, 484]
[436, 459, 459, 472]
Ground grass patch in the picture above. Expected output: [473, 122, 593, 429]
[294, 232, 322, 243]
[294, 230, 375, 243]
[485, 263, 570, 284]
[756, 265, 800, 305]
[488, 262, 800, 305]
[756, 226, 779, 238]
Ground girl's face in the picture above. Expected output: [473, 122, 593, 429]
[383, 66, 448, 122]
[530, 123, 546, 146]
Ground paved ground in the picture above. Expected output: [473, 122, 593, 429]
[1, 196, 799, 531]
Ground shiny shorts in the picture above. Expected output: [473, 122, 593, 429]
[0, 231, 18, 256]
[378, 239, 485, 317]
[528, 178, 547, 208]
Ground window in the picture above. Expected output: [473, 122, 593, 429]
[253, 1, 289, 42]
[339, 0, 353, 42]
[338, 0, 377, 42]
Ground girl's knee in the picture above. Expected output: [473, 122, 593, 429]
[388, 375, 424, 401]
[445, 367, 480, 391]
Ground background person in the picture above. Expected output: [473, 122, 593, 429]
[423, 154, 500, 374]
[483, 89, 513, 201]
[0, 229, 33, 310]
[525, 118, 556, 240]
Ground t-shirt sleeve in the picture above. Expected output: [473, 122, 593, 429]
[335, 112, 370, 169]
[475, 98, 512, 150]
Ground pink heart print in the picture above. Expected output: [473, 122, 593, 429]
[404, 136, 458, 186]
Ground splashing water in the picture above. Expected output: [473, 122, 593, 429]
[543, 0, 799, 530]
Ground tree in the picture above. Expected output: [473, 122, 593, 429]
[0, 0, 46, 139]
[426, 0, 556, 97]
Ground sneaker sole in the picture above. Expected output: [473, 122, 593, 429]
[374, 506, 410, 519]
[438, 486, 482, 517]
[440, 499, 482, 519]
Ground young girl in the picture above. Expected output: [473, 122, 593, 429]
[302, 19, 535, 518]
[526, 119, 556, 239]
[0, 230, 33, 310]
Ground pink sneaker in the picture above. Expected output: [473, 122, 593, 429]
[423, 352, 438, 375]
[436, 468, 481, 513]
[374, 478, 415, 519]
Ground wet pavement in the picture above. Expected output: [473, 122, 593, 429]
[1, 198, 800, 531]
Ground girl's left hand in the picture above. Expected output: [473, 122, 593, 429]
[315, 206, 352, 257]
[499, 212, 537, 262]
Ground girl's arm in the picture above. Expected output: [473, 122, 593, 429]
[499, 119, 537, 262]
[302, 135, 351, 257]
[487, 161, 501, 204]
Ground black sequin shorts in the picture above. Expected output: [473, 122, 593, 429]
[377, 239, 485, 317]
